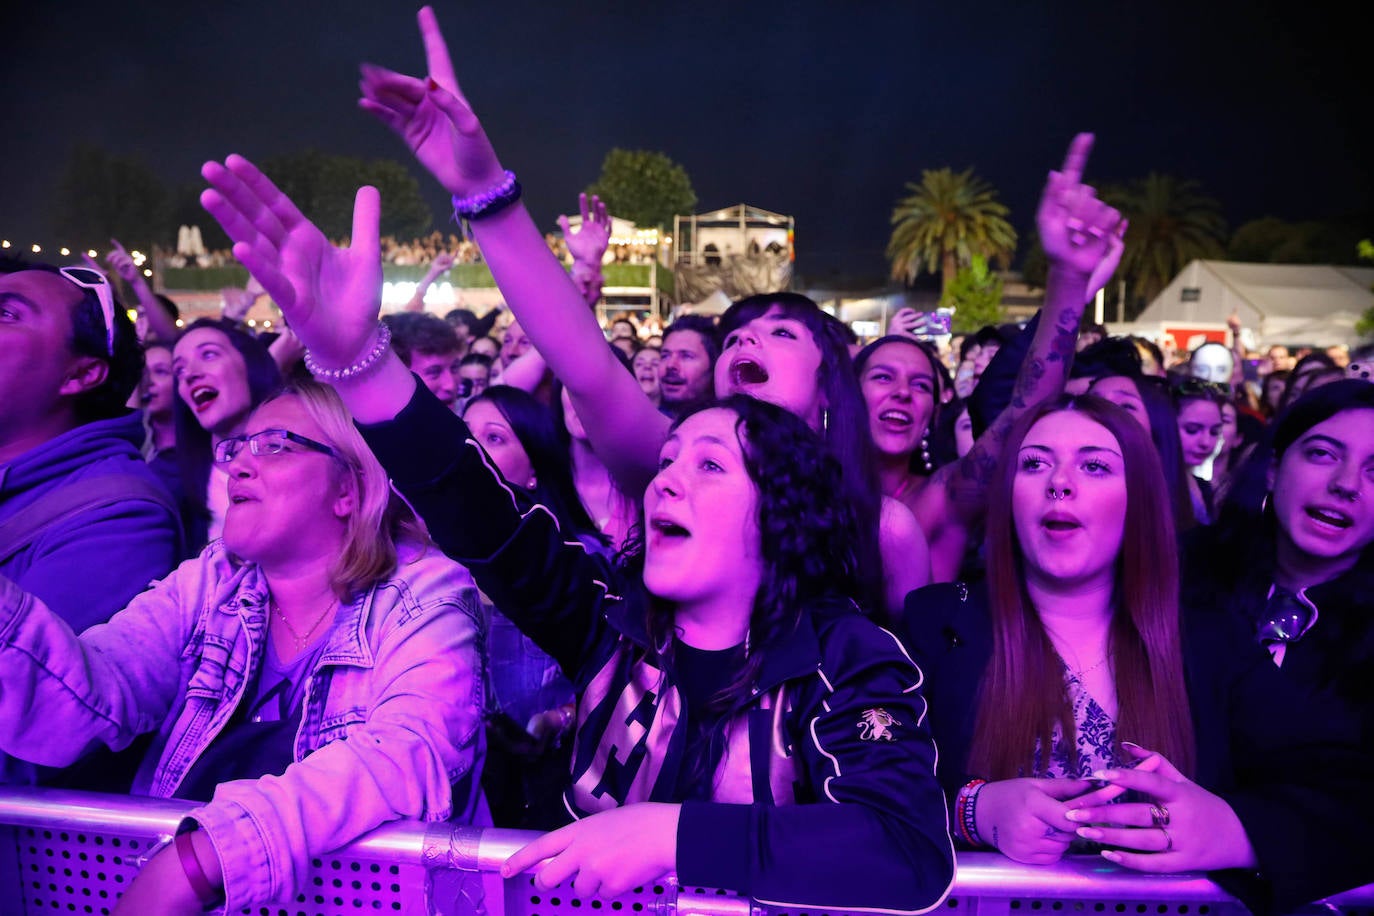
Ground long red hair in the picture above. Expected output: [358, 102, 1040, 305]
[969, 395, 1196, 779]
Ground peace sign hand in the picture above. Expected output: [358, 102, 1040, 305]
[358, 7, 507, 198]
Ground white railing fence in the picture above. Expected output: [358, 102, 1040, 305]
[1, 788, 1369, 916]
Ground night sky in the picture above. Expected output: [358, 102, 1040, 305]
[4, 0, 1367, 283]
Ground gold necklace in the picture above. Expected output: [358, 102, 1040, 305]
[1070, 654, 1111, 678]
[271, 596, 336, 652]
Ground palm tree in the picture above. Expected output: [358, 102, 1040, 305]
[1105, 174, 1227, 318]
[886, 168, 1017, 291]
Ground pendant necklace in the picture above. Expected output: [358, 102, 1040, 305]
[271, 596, 336, 652]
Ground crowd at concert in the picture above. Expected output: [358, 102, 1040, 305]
[1, 7, 1371, 916]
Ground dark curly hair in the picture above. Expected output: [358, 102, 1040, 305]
[635, 396, 862, 713]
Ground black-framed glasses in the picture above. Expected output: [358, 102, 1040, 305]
[57, 266, 115, 357]
[214, 428, 338, 464]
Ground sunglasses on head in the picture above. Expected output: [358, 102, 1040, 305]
[58, 266, 116, 357]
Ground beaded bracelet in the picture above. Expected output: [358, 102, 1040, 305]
[452, 170, 522, 221]
[175, 830, 223, 909]
[954, 778, 988, 847]
[304, 322, 392, 381]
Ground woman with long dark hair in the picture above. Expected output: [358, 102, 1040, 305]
[900, 395, 1372, 912]
[200, 150, 956, 913]
[172, 318, 281, 551]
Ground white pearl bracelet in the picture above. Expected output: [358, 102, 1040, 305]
[304, 322, 393, 381]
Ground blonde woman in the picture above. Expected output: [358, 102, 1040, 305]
[0, 381, 484, 914]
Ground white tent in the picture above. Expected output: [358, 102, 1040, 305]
[1136, 260, 1374, 348]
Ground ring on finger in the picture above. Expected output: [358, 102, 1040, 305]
[1158, 826, 1173, 852]
[1150, 804, 1171, 828]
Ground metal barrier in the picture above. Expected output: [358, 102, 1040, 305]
[1, 788, 1370, 916]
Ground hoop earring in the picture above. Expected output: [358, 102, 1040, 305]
[919, 429, 933, 474]
[821, 407, 829, 435]
[1261, 490, 1270, 514]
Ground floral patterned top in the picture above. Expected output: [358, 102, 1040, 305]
[1033, 662, 1122, 778]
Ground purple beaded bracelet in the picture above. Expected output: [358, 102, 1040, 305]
[452, 170, 522, 220]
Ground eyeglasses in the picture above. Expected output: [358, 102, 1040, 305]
[214, 428, 338, 464]
[57, 266, 116, 357]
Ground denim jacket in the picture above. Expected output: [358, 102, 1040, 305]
[0, 539, 484, 911]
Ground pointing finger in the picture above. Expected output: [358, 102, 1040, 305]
[1059, 132, 1094, 185]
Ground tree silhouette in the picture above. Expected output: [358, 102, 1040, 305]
[1104, 174, 1226, 318]
[886, 167, 1016, 292]
[586, 149, 696, 231]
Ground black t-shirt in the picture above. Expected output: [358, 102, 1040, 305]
[671, 640, 742, 800]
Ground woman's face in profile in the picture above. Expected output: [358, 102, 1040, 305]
[1011, 411, 1128, 594]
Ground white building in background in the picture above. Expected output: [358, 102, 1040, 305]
[1133, 260, 1374, 350]
[674, 203, 793, 266]
[672, 204, 795, 308]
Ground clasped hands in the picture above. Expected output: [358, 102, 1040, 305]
[981, 743, 1258, 873]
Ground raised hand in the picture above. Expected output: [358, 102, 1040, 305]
[1037, 134, 1126, 283]
[974, 777, 1096, 865]
[220, 286, 258, 323]
[358, 6, 507, 197]
[1065, 744, 1259, 873]
[501, 803, 680, 900]
[200, 154, 382, 369]
[431, 250, 455, 273]
[559, 193, 612, 267]
[104, 239, 143, 286]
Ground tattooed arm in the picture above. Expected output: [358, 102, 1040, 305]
[916, 134, 1125, 582]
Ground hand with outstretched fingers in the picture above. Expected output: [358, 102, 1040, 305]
[200, 154, 382, 369]
[1037, 134, 1127, 286]
[1065, 742, 1259, 872]
[500, 803, 680, 900]
[358, 6, 507, 198]
[975, 778, 1097, 865]
[559, 193, 612, 269]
